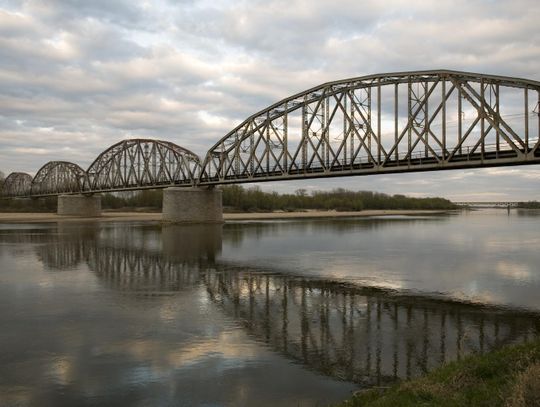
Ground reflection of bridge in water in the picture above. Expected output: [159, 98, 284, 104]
[204, 269, 540, 386]
[5, 223, 539, 387]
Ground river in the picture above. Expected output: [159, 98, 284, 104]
[1, 209, 539, 406]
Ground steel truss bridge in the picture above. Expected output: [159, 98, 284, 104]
[2, 70, 540, 198]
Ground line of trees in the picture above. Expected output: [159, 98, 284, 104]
[101, 190, 163, 210]
[0, 173, 456, 212]
[517, 201, 540, 209]
[221, 185, 456, 212]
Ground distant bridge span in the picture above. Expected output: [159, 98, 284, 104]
[2, 70, 540, 199]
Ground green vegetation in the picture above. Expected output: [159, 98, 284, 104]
[221, 185, 456, 212]
[517, 201, 540, 209]
[0, 169, 456, 213]
[100, 190, 163, 210]
[0, 196, 57, 212]
[338, 339, 540, 407]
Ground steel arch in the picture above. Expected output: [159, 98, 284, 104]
[85, 139, 201, 192]
[2, 172, 33, 197]
[31, 161, 87, 196]
[199, 69, 540, 184]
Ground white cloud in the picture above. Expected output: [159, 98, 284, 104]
[0, 0, 539, 200]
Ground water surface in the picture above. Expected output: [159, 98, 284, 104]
[1, 209, 540, 406]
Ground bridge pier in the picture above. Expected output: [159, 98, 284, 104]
[162, 187, 223, 223]
[57, 194, 101, 217]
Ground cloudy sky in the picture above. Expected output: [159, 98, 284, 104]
[0, 0, 539, 200]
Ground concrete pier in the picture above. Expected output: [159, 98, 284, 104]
[57, 194, 101, 217]
[162, 187, 223, 223]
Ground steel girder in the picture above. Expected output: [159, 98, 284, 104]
[31, 161, 87, 196]
[199, 70, 540, 185]
[84, 139, 201, 193]
[2, 172, 32, 197]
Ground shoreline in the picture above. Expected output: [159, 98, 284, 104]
[0, 209, 451, 224]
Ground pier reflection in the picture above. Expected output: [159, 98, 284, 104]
[87, 224, 222, 292]
[10, 221, 540, 387]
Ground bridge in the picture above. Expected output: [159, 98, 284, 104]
[454, 201, 521, 207]
[2, 70, 540, 221]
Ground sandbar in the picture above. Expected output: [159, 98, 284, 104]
[0, 209, 450, 224]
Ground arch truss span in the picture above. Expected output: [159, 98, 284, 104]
[2, 172, 33, 197]
[31, 161, 87, 196]
[199, 70, 540, 185]
[85, 139, 202, 192]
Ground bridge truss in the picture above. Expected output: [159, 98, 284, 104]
[2, 139, 201, 197]
[84, 139, 201, 193]
[199, 70, 540, 185]
[31, 161, 87, 196]
[2, 70, 540, 197]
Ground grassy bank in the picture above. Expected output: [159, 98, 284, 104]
[338, 339, 540, 407]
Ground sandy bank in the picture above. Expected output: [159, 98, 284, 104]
[0, 209, 449, 224]
[224, 209, 449, 220]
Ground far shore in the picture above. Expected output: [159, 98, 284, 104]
[0, 209, 451, 224]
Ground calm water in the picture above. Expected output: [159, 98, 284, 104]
[1, 209, 540, 406]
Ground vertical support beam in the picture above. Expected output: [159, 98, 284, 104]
[442, 79, 446, 161]
[424, 81, 429, 157]
[394, 83, 399, 161]
[343, 93, 347, 165]
[284, 105, 289, 172]
[367, 88, 372, 162]
[495, 84, 500, 155]
[458, 87, 463, 155]
[302, 102, 308, 170]
[524, 88, 529, 156]
[481, 79, 485, 160]
[249, 122, 255, 175]
[350, 90, 355, 167]
[319, 97, 325, 168]
[234, 134, 240, 176]
[377, 81, 382, 165]
[325, 93, 330, 168]
[408, 79, 412, 162]
[266, 112, 270, 173]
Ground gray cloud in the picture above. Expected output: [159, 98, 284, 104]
[0, 0, 539, 199]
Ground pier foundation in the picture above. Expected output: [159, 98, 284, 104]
[162, 187, 223, 223]
[57, 194, 101, 217]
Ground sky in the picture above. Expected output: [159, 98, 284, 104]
[0, 0, 539, 200]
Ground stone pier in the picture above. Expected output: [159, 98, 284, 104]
[57, 194, 101, 217]
[162, 187, 223, 223]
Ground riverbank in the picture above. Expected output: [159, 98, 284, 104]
[0, 209, 450, 223]
[338, 339, 540, 407]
